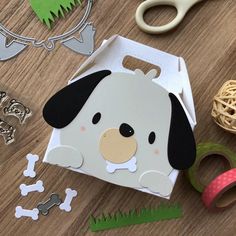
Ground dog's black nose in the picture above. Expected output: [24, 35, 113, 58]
[119, 123, 134, 137]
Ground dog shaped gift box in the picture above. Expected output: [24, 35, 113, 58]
[43, 69, 196, 197]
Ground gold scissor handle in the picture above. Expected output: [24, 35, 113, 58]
[135, 0, 201, 34]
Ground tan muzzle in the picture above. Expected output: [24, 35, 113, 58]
[99, 128, 137, 164]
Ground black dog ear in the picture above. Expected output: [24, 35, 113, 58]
[43, 70, 111, 129]
[168, 93, 196, 170]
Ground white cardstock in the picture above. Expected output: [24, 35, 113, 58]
[59, 188, 78, 212]
[23, 154, 39, 178]
[106, 156, 137, 173]
[15, 206, 39, 221]
[19, 180, 44, 196]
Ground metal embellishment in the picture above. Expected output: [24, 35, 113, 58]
[0, 118, 16, 144]
[3, 99, 32, 124]
[0, 91, 7, 105]
[0, 0, 95, 61]
[0, 32, 28, 61]
[62, 23, 96, 56]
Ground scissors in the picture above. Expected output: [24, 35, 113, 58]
[135, 0, 204, 34]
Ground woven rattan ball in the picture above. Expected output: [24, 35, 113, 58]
[212, 80, 236, 134]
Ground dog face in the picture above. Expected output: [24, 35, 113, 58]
[43, 70, 196, 196]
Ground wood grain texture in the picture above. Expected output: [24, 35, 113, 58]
[0, 0, 235, 235]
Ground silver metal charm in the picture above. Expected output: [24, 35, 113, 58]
[0, 118, 16, 144]
[0, 91, 7, 105]
[0, 0, 95, 61]
[3, 99, 32, 124]
[37, 193, 62, 216]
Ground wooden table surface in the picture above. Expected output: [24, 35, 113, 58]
[0, 0, 235, 235]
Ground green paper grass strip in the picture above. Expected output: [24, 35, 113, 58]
[30, 0, 82, 28]
[90, 204, 182, 232]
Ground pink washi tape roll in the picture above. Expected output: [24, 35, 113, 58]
[202, 168, 236, 210]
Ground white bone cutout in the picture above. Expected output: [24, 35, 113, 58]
[59, 188, 78, 212]
[23, 154, 39, 178]
[106, 156, 137, 173]
[19, 180, 44, 196]
[15, 206, 39, 221]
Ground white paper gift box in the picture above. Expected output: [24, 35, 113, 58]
[43, 35, 196, 199]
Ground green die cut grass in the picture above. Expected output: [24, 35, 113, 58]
[90, 204, 182, 232]
[29, 0, 82, 28]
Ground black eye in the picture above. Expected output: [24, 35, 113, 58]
[92, 112, 101, 124]
[148, 132, 156, 144]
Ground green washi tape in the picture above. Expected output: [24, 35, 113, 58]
[186, 143, 236, 193]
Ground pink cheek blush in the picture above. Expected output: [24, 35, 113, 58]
[80, 126, 86, 132]
[154, 149, 159, 155]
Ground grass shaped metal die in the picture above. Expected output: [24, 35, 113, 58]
[0, 0, 95, 61]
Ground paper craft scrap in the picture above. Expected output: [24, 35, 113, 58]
[0, 91, 7, 105]
[59, 188, 78, 212]
[37, 193, 62, 216]
[0, 118, 16, 145]
[46, 145, 83, 168]
[15, 206, 39, 221]
[187, 143, 236, 193]
[30, 0, 82, 28]
[23, 154, 39, 178]
[19, 180, 44, 196]
[202, 168, 236, 210]
[43, 70, 196, 197]
[90, 204, 182, 232]
[139, 170, 174, 197]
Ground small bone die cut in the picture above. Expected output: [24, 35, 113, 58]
[15, 206, 39, 221]
[19, 180, 44, 196]
[37, 193, 62, 216]
[23, 154, 39, 178]
[60, 188, 78, 212]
